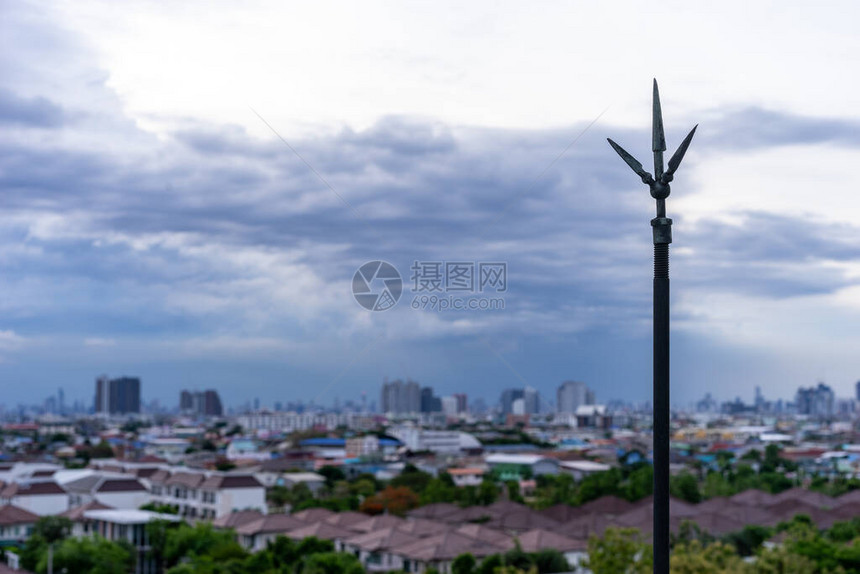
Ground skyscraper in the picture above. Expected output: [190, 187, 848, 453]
[557, 380, 594, 414]
[94, 376, 141, 414]
[523, 386, 540, 414]
[180, 389, 223, 417]
[381, 379, 421, 414]
[500, 388, 524, 415]
[795, 383, 835, 419]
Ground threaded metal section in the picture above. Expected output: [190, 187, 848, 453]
[654, 244, 669, 278]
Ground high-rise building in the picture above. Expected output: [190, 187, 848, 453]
[557, 381, 593, 414]
[795, 383, 835, 419]
[420, 387, 442, 413]
[94, 376, 141, 414]
[856, 380, 860, 402]
[453, 393, 468, 413]
[180, 389, 223, 417]
[500, 388, 525, 415]
[523, 386, 540, 414]
[381, 379, 421, 414]
[441, 396, 458, 416]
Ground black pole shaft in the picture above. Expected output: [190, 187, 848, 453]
[653, 243, 670, 574]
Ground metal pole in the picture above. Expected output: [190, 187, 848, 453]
[652, 222, 671, 574]
[607, 79, 697, 574]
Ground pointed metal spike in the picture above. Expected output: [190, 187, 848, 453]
[652, 79, 666, 153]
[665, 124, 698, 177]
[607, 138, 653, 182]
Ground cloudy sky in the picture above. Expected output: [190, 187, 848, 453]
[2, 1, 860, 410]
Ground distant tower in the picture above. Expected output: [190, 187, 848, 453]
[856, 380, 860, 402]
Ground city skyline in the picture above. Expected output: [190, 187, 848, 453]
[3, 3, 860, 407]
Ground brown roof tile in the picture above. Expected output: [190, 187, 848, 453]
[0, 504, 40, 526]
[58, 500, 113, 521]
[324, 511, 371, 529]
[285, 521, 355, 541]
[1, 481, 66, 497]
[730, 488, 778, 507]
[766, 487, 835, 509]
[97, 478, 148, 493]
[389, 530, 501, 561]
[165, 472, 205, 488]
[200, 475, 262, 490]
[235, 513, 305, 536]
[516, 528, 587, 552]
[344, 527, 418, 552]
[455, 523, 514, 549]
[212, 509, 265, 529]
[349, 514, 406, 533]
[291, 508, 336, 523]
[396, 518, 451, 536]
[407, 502, 462, 521]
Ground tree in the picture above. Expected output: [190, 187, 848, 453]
[36, 536, 134, 574]
[318, 465, 347, 488]
[91, 439, 115, 459]
[359, 485, 419, 516]
[722, 525, 772, 557]
[390, 464, 432, 493]
[299, 552, 364, 574]
[670, 472, 702, 504]
[506, 480, 524, 503]
[585, 527, 652, 574]
[670, 541, 742, 574]
[477, 478, 498, 506]
[452, 553, 476, 574]
[532, 549, 569, 573]
[33, 516, 72, 544]
[745, 544, 816, 574]
[162, 522, 247, 569]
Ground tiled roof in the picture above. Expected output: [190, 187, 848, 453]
[165, 472, 205, 488]
[0, 504, 39, 526]
[388, 530, 501, 561]
[578, 495, 636, 516]
[486, 509, 560, 533]
[63, 474, 103, 494]
[837, 490, 860, 505]
[0, 481, 66, 497]
[291, 507, 336, 524]
[343, 527, 418, 552]
[212, 509, 265, 529]
[324, 511, 371, 529]
[148, 469, 171, 484]
[407, 502, 462, 521]
[455, 523, 515, 549]
[285, 521, 355, 541]
[396, 518, 450, 536]
[729, 488, 777, 506]
[349, 514, 406, 533]
[58, 500, 113, 521]
[200, 475, 262, 490]
[97, 478, 148, 493]
[235, 513, 305, 536]
[766, 487, 834, 509]
[562, 512, 617, 539]
[516, 528, 587, 552]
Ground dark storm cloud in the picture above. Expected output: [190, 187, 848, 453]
[710, 107, 860, 149]
[0, 89, 65, 127]
[4, 63, 860, 405]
